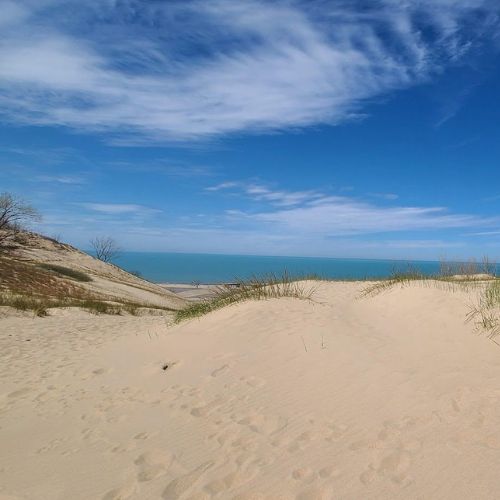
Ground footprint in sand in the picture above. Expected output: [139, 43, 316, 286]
[110, 442, 137, 454]
[324, 422, 348, 442]
[356, 418, 421, 487]
[185, 493, 211, 500]
[190, 398, 224, 418]
[230, 434, 259, 452]
[292, 467, 316, 483]
[359, 467, 376, 485]
[235, 412, 287, 435]
[211, 364, 231, 377]
[7, 387, 31, 399]
[134, 449, 174, 482]
[203, 469, 248, 495]
[101, 481, 137, 500]
[318, 465, 340, 479]
[378, 449, 412, 476]
[232, 493, 267, 500]
[242, 375, 267, 388]
[360, 449, 413, 487]
[482, 433, 500, 449]
[162, 462, 214, 499]
[296, 487, 332, 500]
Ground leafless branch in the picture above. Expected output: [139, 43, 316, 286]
[0, 192, 41, 249]
[90, 236, 121, 263]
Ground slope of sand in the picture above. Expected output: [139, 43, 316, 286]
[1, 281, 500, 499]
[3, 232, 186, 310]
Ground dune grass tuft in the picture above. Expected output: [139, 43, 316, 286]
[467, 280, 500, 339]
[360, 259, 497, 298]
[78, 299, 121, 315]
[0, 294, 49, 317]
[359, 258, 500, 340]
[175, 272, 316, 323]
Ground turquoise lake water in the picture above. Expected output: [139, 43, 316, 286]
[114, 252, 448, 284]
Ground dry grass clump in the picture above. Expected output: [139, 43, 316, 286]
[467, 280, 500, 339]
[361, 259, 497, 298]
[360, 258, 500, 340]
[438, 256, 496, 278]
[360, 268, 427, 297]
[0, 294, 50, 317]
[175, 272, 316, 323]
[0, 293, 114, 316]
[78, 299, 121, 315]
[0, 292, 171, 317]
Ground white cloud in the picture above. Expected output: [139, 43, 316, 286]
[0, 0, 497, 140]
[371, 192, 399, 201]
[37, 185, 498, 258]
[36, 175, 85, 184]
[247, 195, 493, 236]
[79, 203, 160, 215]
[469, 230, 500, 236]
[202, 175, 498, 238]
[207, 181, 322, 206]
[207, 180, 497, 233]
[245, 185, 321, 207]
[205, 182, 240, 192]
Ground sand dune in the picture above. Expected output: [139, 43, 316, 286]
[1, 232, 186, 310]
[1, 281, 500, 499]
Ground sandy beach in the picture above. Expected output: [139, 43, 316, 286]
[2, 280, 500, 499]
[3, 1, 500, 497]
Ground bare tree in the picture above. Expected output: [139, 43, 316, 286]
[0, 192, 41, 248]
[90, 236, 121, 263]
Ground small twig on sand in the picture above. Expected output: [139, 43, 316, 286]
[321, 334, 326, 350]
[301, 336, 308, 353]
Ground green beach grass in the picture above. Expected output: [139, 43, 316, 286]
[175, 272, 317, 323]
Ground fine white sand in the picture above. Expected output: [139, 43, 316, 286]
[1, 281, 500, 499]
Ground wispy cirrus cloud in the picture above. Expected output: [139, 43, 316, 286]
[250, 196, 490, 236]
[468, 230, 500, 236]
[208, 179, 496, 236]
[79, 203, 161, 216]
[0, 0, 498, 141]
[36, 175, 85, 184]
[370, 192, 399, 201]
[207, 181, 322, 207]
[205, 182, 240, 192]
[207, 180, 496, 234]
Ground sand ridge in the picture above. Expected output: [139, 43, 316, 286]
[1, 281, 500, 499]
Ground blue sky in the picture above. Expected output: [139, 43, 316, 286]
[1, 0, 500, 259]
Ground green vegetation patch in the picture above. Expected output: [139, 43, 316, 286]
[38, 263, 92, 282]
